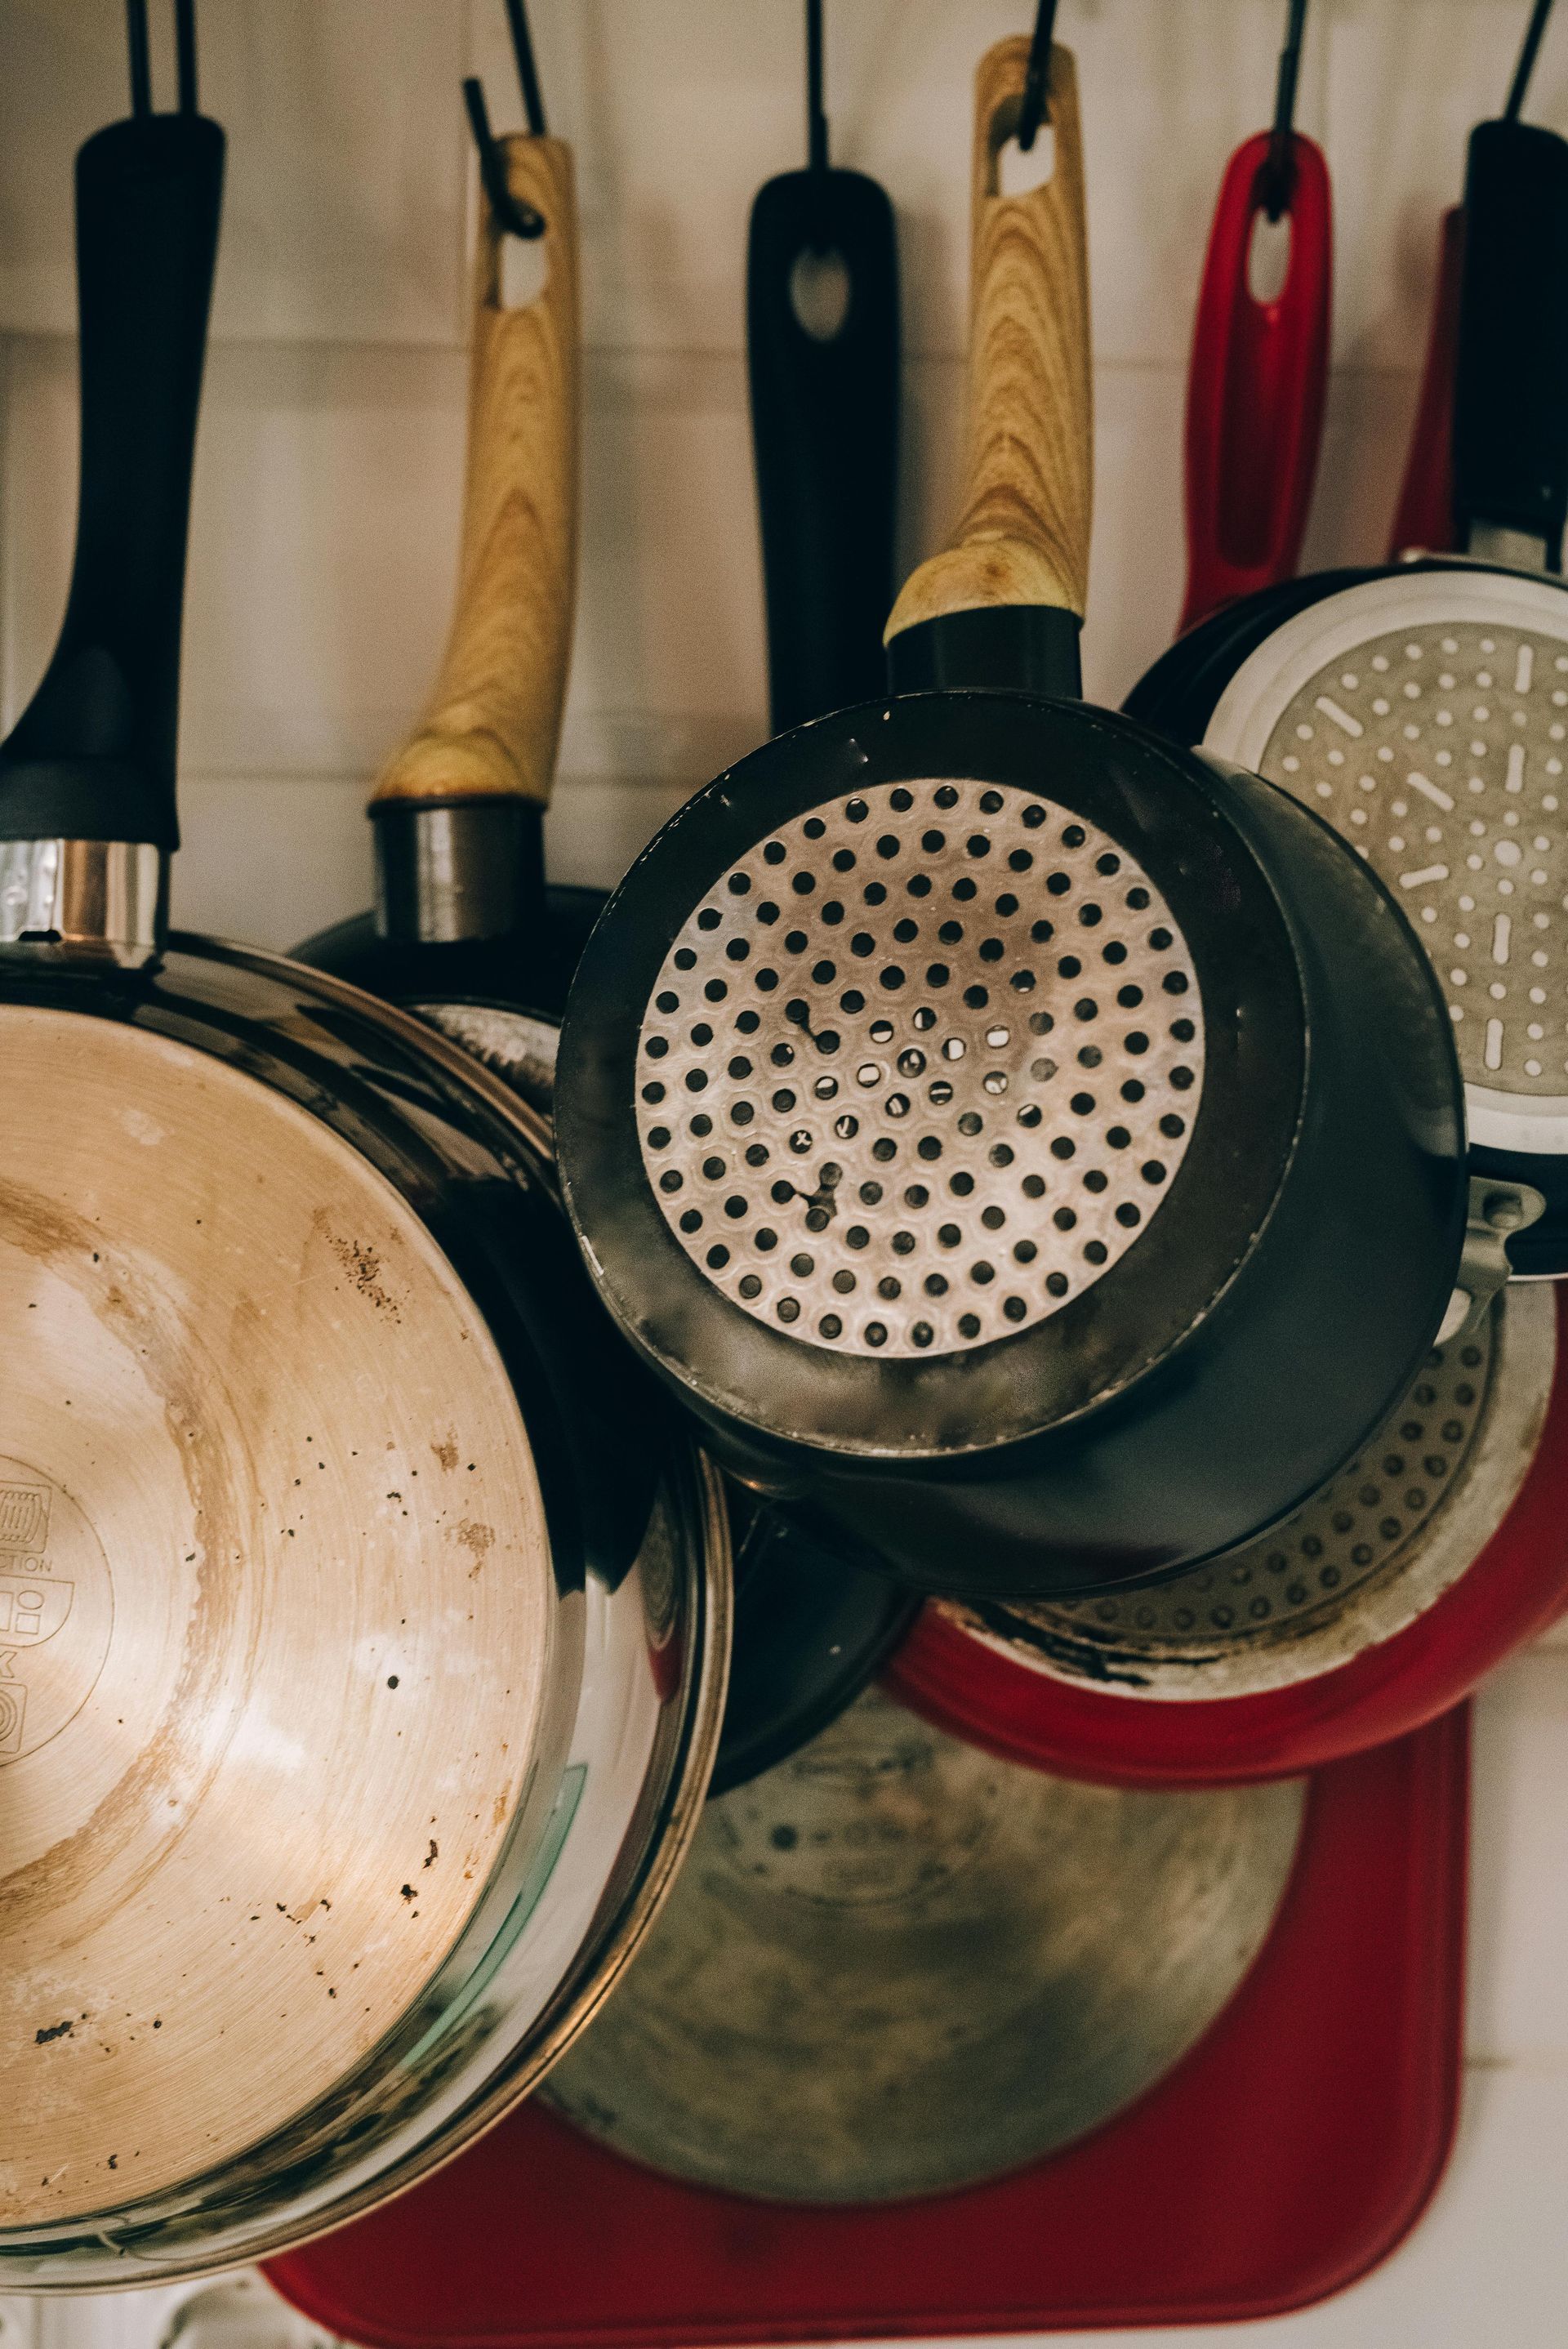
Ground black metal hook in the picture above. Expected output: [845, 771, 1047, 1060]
[125, 0, 200, 118]
[461, 0, 547, 241]
[1016, 0, 1060, 152]
[806, 0, 829, 178]
[1258, 0, 1310, 221]
[174, 0, 198, 111]
[126, 0, 152, 116]
[1504, 0, 1556, 119]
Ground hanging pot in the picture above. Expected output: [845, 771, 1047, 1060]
[0, 81, 727, 2289]
[1130, 112, 1568, 1280]
[553, 35, 1467, 1602]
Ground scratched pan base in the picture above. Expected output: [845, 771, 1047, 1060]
[885, 1285, 1568, 1785]
[266, 1705, 1468, 2342]
[539, 1684, 1303, 2203]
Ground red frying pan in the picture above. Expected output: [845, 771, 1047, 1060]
[1178, 0, 1330, 631]
[885, 1285, 1568, 1785]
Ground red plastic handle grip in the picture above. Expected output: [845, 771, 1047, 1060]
[1179, 129, 1332, 633]
[1388, 206, 1463, 559]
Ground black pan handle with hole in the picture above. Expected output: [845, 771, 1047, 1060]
[1124, 112, 1568, 1283]
[748, 164, 900, 733]
[0, 111, 222, 851]
[0, 72, 730, 2265]
[1453, 118, 1568, 568]
[555, 37, 1466, 1601]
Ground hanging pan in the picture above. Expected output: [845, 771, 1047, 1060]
[539, 1683, 1304, 2204]
[298, 17, 597, 1018]
[1130, 50, 1568, 1283]
[887, 1283, 1568, 1785]
[296, 8, 912, 1796]
[555, 32, 1467, 1602]
[0, 7, 727, 2289]
[1178, 0, 1330, 631]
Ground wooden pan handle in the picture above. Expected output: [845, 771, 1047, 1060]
[370, 136, 578, 810]
[885, 39, 1090, 642]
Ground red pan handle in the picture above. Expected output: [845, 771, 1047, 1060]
[1179, 128, 1331, 633]
[1388, 206, 1463, 559]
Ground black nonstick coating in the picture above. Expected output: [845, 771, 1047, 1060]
[555, 686, 1466, 1598]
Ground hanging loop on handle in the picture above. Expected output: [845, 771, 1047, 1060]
[884, 37, 1090, 644]
[370, 132, 579, 812]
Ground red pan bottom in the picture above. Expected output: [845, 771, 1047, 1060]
[267, 1707, 1467, 2345]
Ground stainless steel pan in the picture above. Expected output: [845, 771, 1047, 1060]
[0, 40, 727, 2289]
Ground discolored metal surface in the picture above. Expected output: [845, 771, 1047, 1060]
[1205, 573, 1568, 1157]
[951, 1287, 1554, 1697]
[416, 1001, 561, 1113]
[542, 1685, 1303, 2202]
[0, 1006, 552, 2228]
[634, 778, 1203, 1357]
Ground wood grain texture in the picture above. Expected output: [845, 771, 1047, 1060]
[885, 40, 1091, 640]
[370, 137, 578, 808]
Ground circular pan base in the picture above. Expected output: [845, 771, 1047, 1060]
[541, 1685, 1303, 2204]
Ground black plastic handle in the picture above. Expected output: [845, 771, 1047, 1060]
[0, 113, 225, 848]
[747, 165, 899, 734]
[1452, 116, 1568, 567]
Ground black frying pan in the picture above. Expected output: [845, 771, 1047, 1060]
[1129, 114, 1568, 1280]
[553, 37, 1467, 1602]
[294, 34, 912, 1790]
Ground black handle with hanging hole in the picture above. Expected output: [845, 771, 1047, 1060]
[747, 164, 900, 734]
[1452, 116, 1568, 567]
[0, 111, 223, 847]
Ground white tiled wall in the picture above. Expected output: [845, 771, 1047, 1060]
[2, 1, 1567, 2338]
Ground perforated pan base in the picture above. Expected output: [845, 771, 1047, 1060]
[942, 1284, 1553, 1700]
[1205, 571, 1568, 1160]
[635, 779, 1203, 1358]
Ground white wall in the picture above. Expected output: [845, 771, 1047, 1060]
[2, 2, 1568, 2339]
[14, 0, 1563, 947]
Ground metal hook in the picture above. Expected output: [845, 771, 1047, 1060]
[1258, 0, 1310, 222]
[125, 0, 200, 118]
[461, 0, 547, 241]
[174, 0, 198, 113]
[125, 0, 152, 116]
[1504, 0, 1556, 120]
[1016, 0, 1060, 152]
[806, 0, 829, 179]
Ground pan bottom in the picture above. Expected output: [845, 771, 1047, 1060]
[541, 1684, 1304, 2204]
